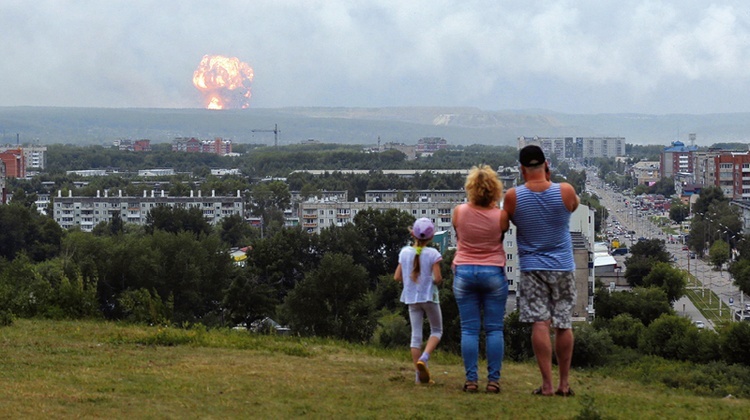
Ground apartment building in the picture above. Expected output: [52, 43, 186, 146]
[630, 161, 661, 186]
[0, 145, 46, 172]
[0, 148, 25, 178]
[298, 196, 457, 237]
[53, 189, 244, 232]
[660, 140, 698, 179]
[518, 136, 625, 159]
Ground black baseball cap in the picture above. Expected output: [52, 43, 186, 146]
[519, 145, 546, 167]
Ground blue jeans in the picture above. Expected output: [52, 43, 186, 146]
[453, 265, 508, 382]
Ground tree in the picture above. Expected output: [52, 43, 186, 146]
[669, 200, 689, 224]
[353, 208, 414, 279]
[649, 177, 675, 196]
[280, 253, 374, 341]
[728, 259, 750, 296]
[624, 239, 671, 287]
[691, 185, 726, 217]
[247, 227, 320, 300]
[720, 322, 750, 366]
[219, 214, 255, 247]
[642, 262, 687, 304]
[594, 287, 673, 325]
[709, 239, 730, 270]
[145, 206, 212, 237]
[0, 203, 62, 262]
[221, 268, 277, 326]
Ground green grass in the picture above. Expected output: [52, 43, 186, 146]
[1, 319, 749, 419]
[686, 287, 734, 324]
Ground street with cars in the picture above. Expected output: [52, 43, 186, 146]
[585, 169, 749, 330]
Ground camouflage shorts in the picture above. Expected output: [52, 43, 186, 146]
[518, 271, 577, 329]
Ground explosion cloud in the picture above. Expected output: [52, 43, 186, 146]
[193, 54, 254, 109]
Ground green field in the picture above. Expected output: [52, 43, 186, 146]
[1, 319, 749, 419]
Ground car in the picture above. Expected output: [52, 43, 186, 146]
[689, 252, 696, 259]
[682, 245, 689, 251]
[694, 321, 705, 329]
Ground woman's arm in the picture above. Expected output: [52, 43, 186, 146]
[431, 262, 442, 285]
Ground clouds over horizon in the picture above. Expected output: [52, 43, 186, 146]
[2, 0, 750, 114]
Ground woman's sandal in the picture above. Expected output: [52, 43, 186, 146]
[463, 381, 479, 393]
[486, 381, 501, 394]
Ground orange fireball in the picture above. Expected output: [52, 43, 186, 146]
[193, 54, 254, 109]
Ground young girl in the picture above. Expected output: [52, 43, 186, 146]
[394, 217, 443, 384]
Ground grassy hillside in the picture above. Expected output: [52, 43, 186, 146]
[0, 319, 748, 418]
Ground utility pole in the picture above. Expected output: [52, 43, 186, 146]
[251, 124, 280, 147]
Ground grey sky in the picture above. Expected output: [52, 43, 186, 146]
[2, 0, 750, 114]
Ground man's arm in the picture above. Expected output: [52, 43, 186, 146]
[502, 188, 516, 219]
[560, 183, 579, 213]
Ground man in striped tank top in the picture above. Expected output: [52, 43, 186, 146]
[503, 145, 579, 397]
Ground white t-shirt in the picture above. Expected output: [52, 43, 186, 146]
[398, 245, 443, 304]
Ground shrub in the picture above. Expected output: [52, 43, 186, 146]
[720, 322, 750, 366]
[503, 311, 533, 362]
[606, 313, 644, 349]
[372, 311, 410, 349]
[117, 288, 173, 325]
[638, 314, 692, 361]
[0, 309, 14, 326]
[571, 323, 615, 368]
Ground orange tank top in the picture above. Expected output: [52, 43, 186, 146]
[453, 203, 506, 267]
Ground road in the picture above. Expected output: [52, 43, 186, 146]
[586, 170, 749, 328]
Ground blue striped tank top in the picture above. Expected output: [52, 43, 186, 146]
[512, 183, 575, 271]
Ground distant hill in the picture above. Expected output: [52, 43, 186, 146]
[2, 106, 750, 147]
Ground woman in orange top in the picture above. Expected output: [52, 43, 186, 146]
[452, 164, 509, 394]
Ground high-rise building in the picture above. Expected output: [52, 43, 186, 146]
[660, 141, 698, 179]
[518, 136, 625, 159]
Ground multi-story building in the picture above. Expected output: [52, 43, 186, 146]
[53, 189, 244, 232]
[0, 148, 25, 178]
[518, 136, 625, 159]
[172, 137, 202, 153]
[660, 140, 698, 179]
[202, 138, 232, 155]
[691, 149, 722, 187]
[416, 137, 448, 156]
[630, 161, 660, 186]
[298, 197, 456, 237]
[714, 152, 750, 199]
[114, 139, 151, 152]
[0, 145, 46, 171]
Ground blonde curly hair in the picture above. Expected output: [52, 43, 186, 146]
[464, 164, 503, 207]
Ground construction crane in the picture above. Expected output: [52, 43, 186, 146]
[251, 124, 280, 147]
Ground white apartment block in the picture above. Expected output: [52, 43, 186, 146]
[53, 189, 244, 232]
[299, 197, 457, 237]
[518, 136, 626, 159]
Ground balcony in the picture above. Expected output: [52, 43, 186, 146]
[303, 222, 318, 228]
